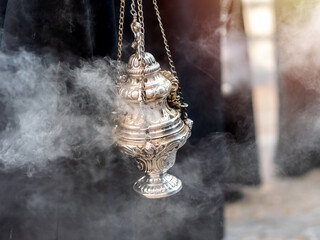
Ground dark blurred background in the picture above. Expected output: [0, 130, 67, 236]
[1, 0, 320, 239]
[0, 0, 227, 239]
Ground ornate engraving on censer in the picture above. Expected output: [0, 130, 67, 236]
[114, 0, 192, 198]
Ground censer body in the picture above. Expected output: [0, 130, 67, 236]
[114, 0, 192, 198]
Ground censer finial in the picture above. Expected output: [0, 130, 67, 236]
[114, 0, 193, 198]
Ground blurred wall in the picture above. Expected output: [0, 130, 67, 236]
[221, 0, 260, 194]
[276, 0, 320, 176]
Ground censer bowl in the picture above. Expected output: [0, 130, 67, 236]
[133, 150, 182, 198]
[118, 116, 191, 198]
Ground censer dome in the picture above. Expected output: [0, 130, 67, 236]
[126, 52, 160, 75]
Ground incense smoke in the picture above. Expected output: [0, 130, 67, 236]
[0, 50, 224, 239]
[0, 50, 117, 174]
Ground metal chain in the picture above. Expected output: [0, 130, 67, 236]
[152, 0, 178, 79]
[134, 0, 146, 103]
[134, 0, 149, 138]
[152, 0, 188, 121]
[117, 0, 126, 80]
[136, 0, 145, 54]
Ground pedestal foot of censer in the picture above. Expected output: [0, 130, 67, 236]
[133, 173, 182, 198]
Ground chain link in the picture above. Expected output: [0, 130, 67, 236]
[117, 0, 126, 80]
[130, 0, 137, 16]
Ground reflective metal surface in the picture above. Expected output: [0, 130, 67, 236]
[115, 52, 192, 198]
[114, 3, 192, 199]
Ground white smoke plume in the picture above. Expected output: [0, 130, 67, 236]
[0, 50, 117, 174]
[0, 49, 225, 239]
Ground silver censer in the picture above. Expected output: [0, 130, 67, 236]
[114, 1, 192, 198]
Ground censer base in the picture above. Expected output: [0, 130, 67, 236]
[133, 173, 182, 199]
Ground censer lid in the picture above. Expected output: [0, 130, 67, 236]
[126, 52, 160, 75]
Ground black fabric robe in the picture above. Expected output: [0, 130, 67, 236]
[1, 0, 117, 59]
